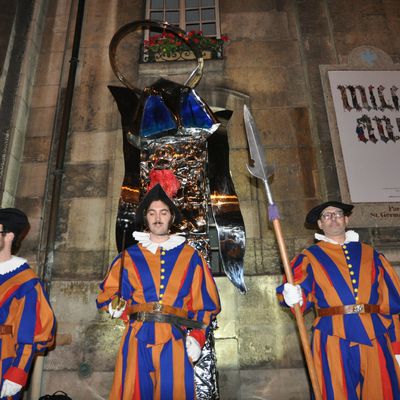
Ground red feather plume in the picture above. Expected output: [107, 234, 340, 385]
[148, 169, 180, 198]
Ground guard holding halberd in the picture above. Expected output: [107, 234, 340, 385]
[277, 201, 400, 399]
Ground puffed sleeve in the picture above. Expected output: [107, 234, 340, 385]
[377, 253, 400, 351]
[187, 252, 221, 347]
[4, 281, 55, 386]
[276, 252, 315, 313]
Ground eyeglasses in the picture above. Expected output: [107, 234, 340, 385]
[320, 211, 344, 221]
[0, 231, 8, 236]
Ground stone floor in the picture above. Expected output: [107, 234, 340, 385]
[39, 367, 311, 399]
[219, 368, 310, 400]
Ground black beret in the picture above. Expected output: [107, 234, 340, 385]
[305, 201, 353, 226]
[135, 184, 182, 229]
[0, 208, 29, 236]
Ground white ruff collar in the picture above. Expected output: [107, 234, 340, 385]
[132, 232, 186, 254]
[315, 230, 359, 245]
[0, 256, 27, 275]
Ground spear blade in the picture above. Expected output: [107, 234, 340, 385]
[243, 105, 274, 183]
[243, 105, 274, 206]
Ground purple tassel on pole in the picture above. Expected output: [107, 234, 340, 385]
[268, 203, 280, 221]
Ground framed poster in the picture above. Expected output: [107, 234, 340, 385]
[321, 63, 400, 227]
[328, 70, 400, 202]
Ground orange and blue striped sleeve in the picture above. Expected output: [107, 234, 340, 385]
[2, 276, 55, 386]
[276, 252, 313, 313]
[377, 252, 400, 353]
[185, 251, 221, 346]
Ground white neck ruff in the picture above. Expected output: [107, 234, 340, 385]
[0, 256, 27, 275]
[132, 232, 185, 254]
[315, 230, 359, 245]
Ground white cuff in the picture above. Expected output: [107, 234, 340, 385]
[1, 380, 23, 397]
[186, 336, 202, 363]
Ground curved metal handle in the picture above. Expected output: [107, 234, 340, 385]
[109, 20, 204, 90]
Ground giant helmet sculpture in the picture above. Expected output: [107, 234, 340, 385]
[108, 20, 246, 398]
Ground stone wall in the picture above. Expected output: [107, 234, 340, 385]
[1, 0, 400, 399]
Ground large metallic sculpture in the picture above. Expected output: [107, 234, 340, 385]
[108, 20, 246, 399]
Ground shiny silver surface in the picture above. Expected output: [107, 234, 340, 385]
[243, 104, 274, 204]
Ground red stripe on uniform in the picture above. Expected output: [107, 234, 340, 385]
[339, 347, 348, 399]
[377, 341, 394, 399]
[34, 299, 42, 336]
[134, 348, 141, 400]
[0, 285, 19, 307]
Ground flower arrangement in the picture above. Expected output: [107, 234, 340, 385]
[143, 30, 229, 60]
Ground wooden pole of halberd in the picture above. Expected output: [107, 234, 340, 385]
[272, 218, 323, 400]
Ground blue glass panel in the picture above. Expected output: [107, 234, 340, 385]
[180, 92, 213, 129]
[166, 0, 179, 8]
[186, 10, 200, 22]
[186, 0, 199, 7]
[166, 11, 179, 23]
[150, 0, 163, 9]
[140, 95, 177, 137]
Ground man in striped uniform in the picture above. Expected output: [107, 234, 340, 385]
[0, 208, 56, 399]
[277, 201, 400, 399]
[97, 183, 221, 399]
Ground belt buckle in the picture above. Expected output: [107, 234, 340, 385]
[138, 312, 147, 321]
[352, 304, 364, 314]
[153, 303, 162, 313]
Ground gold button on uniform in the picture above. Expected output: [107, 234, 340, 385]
[161, 275, 165, 280]
[348, 264, 352, 268]
[161, 251, 166, 255]
[161, 268, 165, 272]
[160, 293, 163, 298]
[161, 260, 165, 264]
[350, 271, 354, 275]
[160, 285, 164, 289]
[352, 279, 356, 283]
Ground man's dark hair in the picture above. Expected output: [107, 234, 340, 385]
[0, 208, 29, 254]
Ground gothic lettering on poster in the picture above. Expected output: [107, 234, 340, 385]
[328, 70, 400, 203]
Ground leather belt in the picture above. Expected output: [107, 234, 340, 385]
[130, 312, 207, 331]
[0, 325, 12, 335]
[126, 302, 188, 319]
[317, 304, 380, 317]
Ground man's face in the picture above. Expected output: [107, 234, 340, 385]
[0, 224, 10, 252]
[146, 200, 173, 237]
[317, 206, 349, 238]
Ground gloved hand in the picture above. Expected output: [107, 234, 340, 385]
[396, 354, 400, 367]
[186, 335, 202, 363]
[108, 298, 126, 319]
[282, 283, 303, 307]
[1, 379, 22, 397]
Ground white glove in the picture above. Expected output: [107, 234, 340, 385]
[108, 299, 126, 319]
[1, 379, 23, 397]
[396, 354, 400, 367]
[186, 336, 202, 363]
[282, 283, 303, 307]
